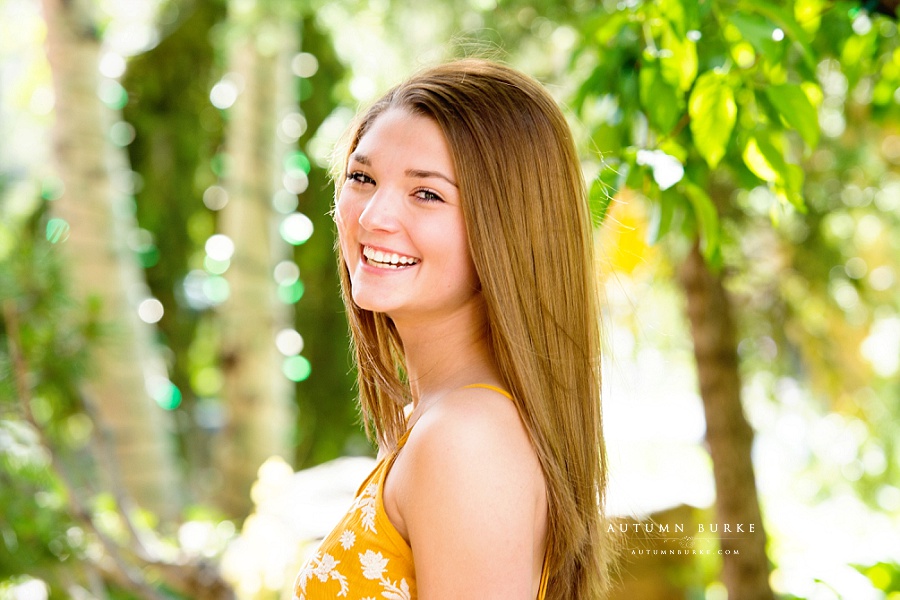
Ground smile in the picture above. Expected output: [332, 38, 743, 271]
[362, 245, 421, 269]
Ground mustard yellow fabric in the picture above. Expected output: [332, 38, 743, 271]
[292, 384, 548, 599]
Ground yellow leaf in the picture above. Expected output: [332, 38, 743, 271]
[743, 137, 778, 182]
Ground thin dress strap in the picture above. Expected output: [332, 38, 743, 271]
[536, 550, 550, 599]
[462, 382, 513, 398]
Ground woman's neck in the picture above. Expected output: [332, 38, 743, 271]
[393, 299, 500, 407]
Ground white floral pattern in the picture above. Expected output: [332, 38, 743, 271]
[340, 529, 356, 550]
[352, 482, 378, 533]
[293, 552, 349, 599]
[379, 577, 411, 600]
[359, 550, 389, 580]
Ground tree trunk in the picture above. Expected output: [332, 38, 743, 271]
[40, 0, 182, 519]
[679, 242, 774, 600]
[213, 2, 297, 519]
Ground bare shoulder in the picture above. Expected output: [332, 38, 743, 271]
[406, 386, 542, 482]
[428, 385, 528, 438]
[396, 386, 547, 595]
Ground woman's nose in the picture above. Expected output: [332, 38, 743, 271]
[358, 189, 401, 232]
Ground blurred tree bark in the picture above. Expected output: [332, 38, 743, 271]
[680, 242, 773, 600]
[213, 0, 298, 519]
[40, 0, 182, 519]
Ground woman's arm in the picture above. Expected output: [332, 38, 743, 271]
[396, 387, 547, 599]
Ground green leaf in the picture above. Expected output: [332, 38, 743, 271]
[689, 72, 736, 168]
[742, 134, 786, 183]
[657, 0, 688, 37]
[775, 164, 807, 212]
[660, 21, 698, 91]
[765, 83, 820, 148]
[640, 61, 683, 134]
[589, 169, 618, 226]
[593, 11, 632, 46]
[740, 0, 817, 75]
[728, 12, 783, 59]
[682, 181, 721, 264]
[742, 140, 774, 181]
[647, 191, 676, 244]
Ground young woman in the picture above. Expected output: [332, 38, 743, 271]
[294, 59, 613, 599]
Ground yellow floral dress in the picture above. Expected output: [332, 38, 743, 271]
[293, 426, 417, 599]
[293, 384, 548, 599]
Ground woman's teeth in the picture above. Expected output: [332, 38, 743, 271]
[363, 246, 420, 269]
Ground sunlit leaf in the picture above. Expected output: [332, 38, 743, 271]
[689, 72, 736, 168]
[657, 0, 688, 36]
[660, 22, 698, 91]
[794, 0, 826, 34]
[742, 135, 785, 182]
[766, 83, 820, 148]
[589, 169, 617, 226]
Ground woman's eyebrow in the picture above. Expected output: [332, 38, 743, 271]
[350, 152, 457, 187]
[405, 169, 458, 188]
[349, 152, 371, 165]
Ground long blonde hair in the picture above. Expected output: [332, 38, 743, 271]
[336, 59, 613, 598]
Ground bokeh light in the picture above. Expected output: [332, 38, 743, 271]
[277, 280, 305, 304]
[291, 52, 319, 78]
[278, 113, 307, 142]
[273, 260, 300, 285]
[275, 329, 304, 356]
[203, 185, 229, 211]
[137, 298, 164, 323]
[279, 212, 313, 245]
[210, 78, 239, 110]
[283, 171, 309, 194]
[282, 355, 311, 382]
[109, 121, 136, 146]
[284, 151, 311, 176]
[45, 218, 69, 243]
[203, 275, 230, 304]
[99, 52, 127, 79]
[205, 234, 235, 261]
[204, 256, 230, 275]
[98, 79, 128, 110]
[272, 190, 299, 214]
[148, 377, 182, 410]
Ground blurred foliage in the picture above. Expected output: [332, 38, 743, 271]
[0, 187, 105, 594]
[3, 0, 900, 597]
[569, 0, 900, 485]
[855, 561, 900, 594]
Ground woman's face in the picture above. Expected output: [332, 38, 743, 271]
[335, 108, 480, 324]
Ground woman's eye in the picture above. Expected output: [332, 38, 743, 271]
[414, 189, 443, 203]
[347, 171, 374, 185]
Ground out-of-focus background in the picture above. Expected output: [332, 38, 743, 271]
[1, 0, 899, 598]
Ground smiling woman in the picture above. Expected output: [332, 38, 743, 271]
[337, 109, 478, 322]
[293, 59, 615, 600]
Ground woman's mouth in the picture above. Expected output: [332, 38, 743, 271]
[362, 245, 421, 269]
